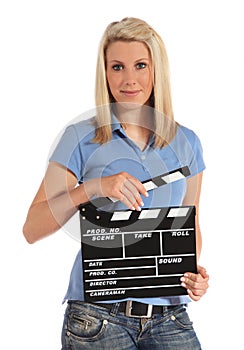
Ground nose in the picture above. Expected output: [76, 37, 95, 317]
[123, 68, 136, 86]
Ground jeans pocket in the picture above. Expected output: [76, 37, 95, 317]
[67, 311, 108, 342]
[169, 307, 193, 330]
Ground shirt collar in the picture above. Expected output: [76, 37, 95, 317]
[111, 114, 123, 132]
[110, 113, 155, 147]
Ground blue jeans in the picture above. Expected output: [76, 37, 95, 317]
[61, 301, 201, 349]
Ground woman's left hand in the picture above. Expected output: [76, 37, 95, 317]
[180, 265, 209, 301]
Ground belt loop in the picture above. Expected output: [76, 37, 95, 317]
[162, 306, 168, 315]
[109, 302, 120, 317]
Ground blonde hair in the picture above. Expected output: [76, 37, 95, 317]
[94, 17, 176, 148]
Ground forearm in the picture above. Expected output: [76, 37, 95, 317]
[195, 223, 202, 261]
[23, 170, 149, 244]
[23, 183, 90, 244]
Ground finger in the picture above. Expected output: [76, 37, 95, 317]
[123, 180, 144, 210]
[187, 289, 201, 302]
[180, 278, 203, 299]
[183, 270, 209, 284]
[189, 274, 209, 289]
[127, 176, 149, 198]
[120, 185, 141, 211]
[119, 193, 137, 211]
[181, 278, 205, 291]
[181, 272, 199, 283]
[181, 273, 208, 288]
[189, 286, 206, 297]
[197, 265, 209, 279]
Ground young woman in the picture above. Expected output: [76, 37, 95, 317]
[23, 17, 209, 349]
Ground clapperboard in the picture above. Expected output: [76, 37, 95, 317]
[79, 166, 197, 302]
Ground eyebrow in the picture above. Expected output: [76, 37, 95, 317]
[108, 58, 150, 64]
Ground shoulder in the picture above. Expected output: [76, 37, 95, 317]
[50, 116, 96, 158]
[172, 124, 203, 150]
[176, 124, 200, 142]
[174, 123, 205, 175]
[65, 116, 96, 142]
[61, 117, 96, 144]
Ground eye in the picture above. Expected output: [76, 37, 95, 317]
[136, 62, 147, 69]
[112, 64, 124, 71]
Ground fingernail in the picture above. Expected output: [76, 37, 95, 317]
[140, 201, 144, 206]
[180, 277, 185, 282]
[184, 273, 189, 277]
[181, 282, 186, 288]
[145, 192, 149, 197]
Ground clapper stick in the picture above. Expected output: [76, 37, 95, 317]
[81, 166, 191, 210]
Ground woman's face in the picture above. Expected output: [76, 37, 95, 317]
[106, 41, 153, 106]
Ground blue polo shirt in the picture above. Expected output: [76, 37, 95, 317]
[50, 115, 205, 305]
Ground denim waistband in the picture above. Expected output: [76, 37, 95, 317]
[67, 300, 185, 319]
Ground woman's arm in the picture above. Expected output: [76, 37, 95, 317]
[182, 172, 203, 259]
[181, 172, 209, 300]
[23, 162, 90, 243]
[23, 162, 148, 244]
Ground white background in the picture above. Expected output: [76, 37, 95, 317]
[1, 0, 243, 348]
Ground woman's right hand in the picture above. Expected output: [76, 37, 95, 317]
[86, 172, 149, 211]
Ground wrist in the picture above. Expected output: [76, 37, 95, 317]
[81, 178, 98, 202]
[69, 180, 95, 208]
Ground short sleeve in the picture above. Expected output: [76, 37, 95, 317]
[49, 125, 83, 180]
[187, 130, 206, 177]
[173, 126, 206, 178]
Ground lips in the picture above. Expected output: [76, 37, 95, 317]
[120, 90, 141, 96]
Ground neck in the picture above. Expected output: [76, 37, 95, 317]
[112, 103, 153, 151]
[122, 123, 152, 151]
[112, 102, 154, 131]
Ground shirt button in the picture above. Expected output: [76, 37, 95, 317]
[141, 155, 146, 160]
